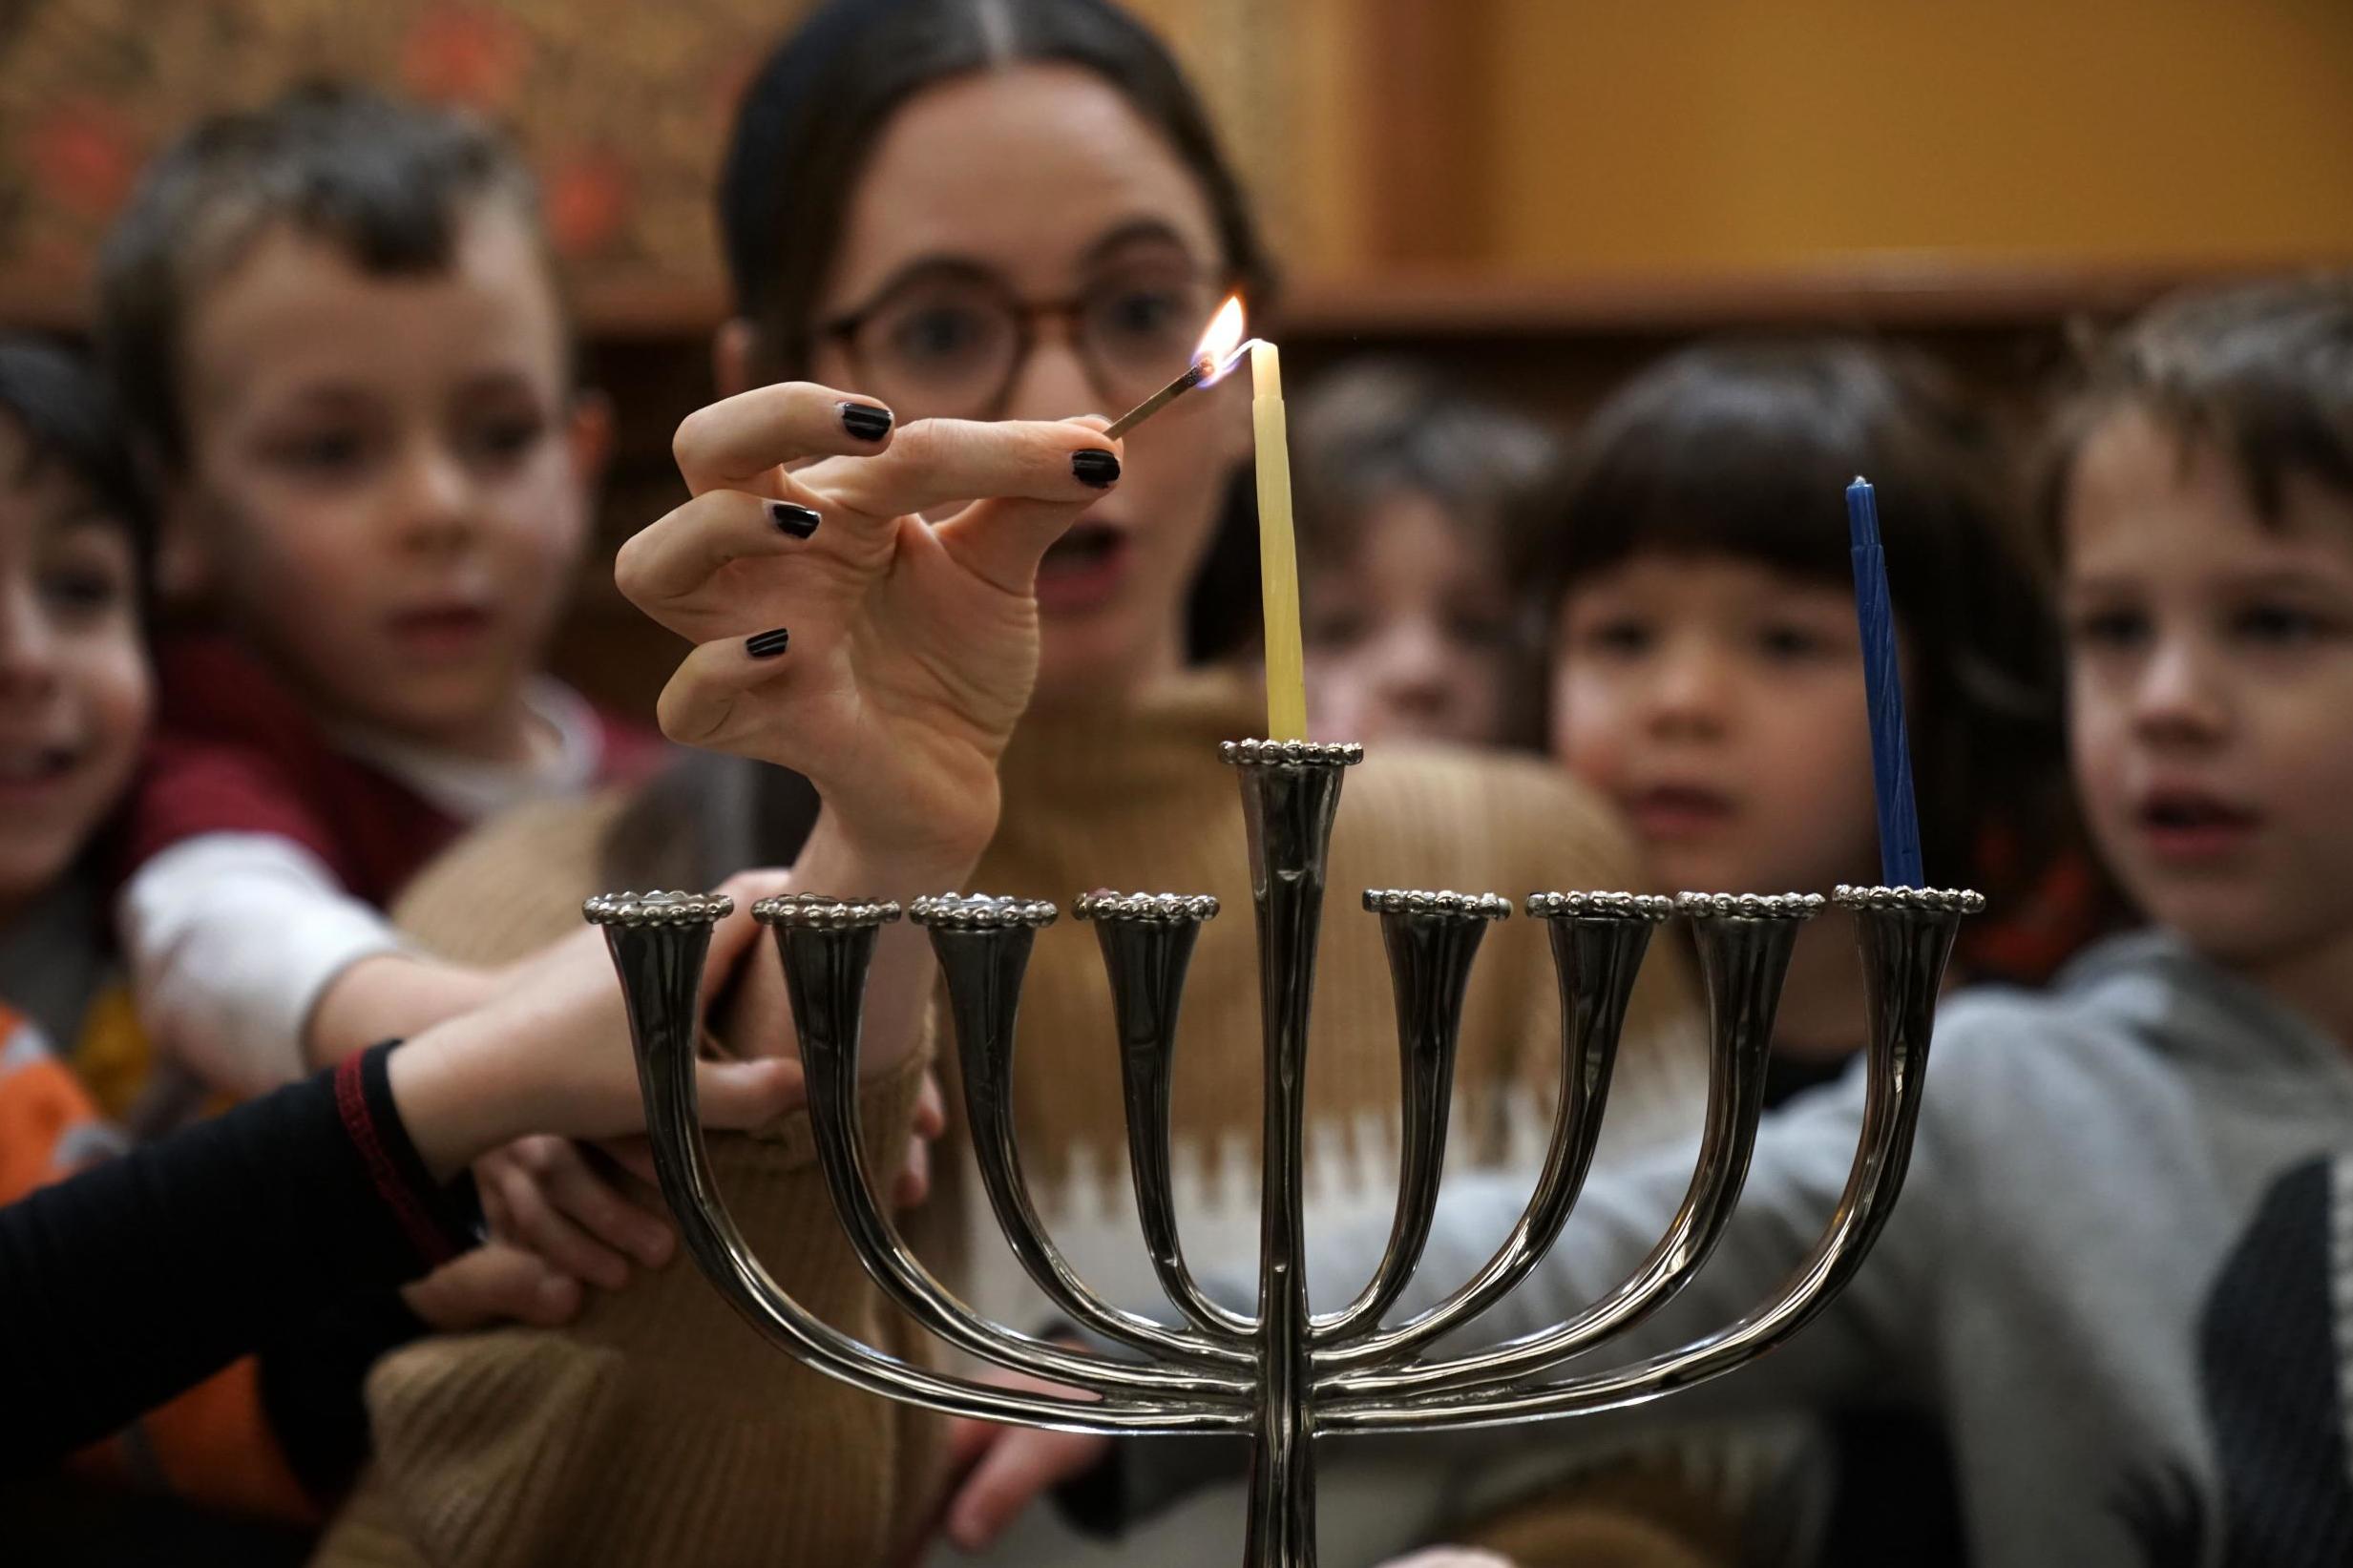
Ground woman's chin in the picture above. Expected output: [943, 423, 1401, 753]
[1033, 628, 1148, 712]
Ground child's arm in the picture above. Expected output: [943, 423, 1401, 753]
[1, 880, 798, 1470]
[119, 834, 495, 1091]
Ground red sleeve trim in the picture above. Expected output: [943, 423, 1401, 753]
[332, 1052, 456, 1266]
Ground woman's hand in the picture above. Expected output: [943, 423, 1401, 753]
[388, 871, 805, 1181]
[616, 385, 1121, 882]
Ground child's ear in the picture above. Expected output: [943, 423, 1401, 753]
[713, 319, 760, 398]
[565, 390, 615, 490]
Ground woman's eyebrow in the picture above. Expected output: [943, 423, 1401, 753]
[831, 256, 996, 322]
[1077, 218, 1197, 270]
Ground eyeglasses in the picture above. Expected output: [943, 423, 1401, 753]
[817, 261, 1228, 423]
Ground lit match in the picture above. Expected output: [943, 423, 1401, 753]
[1104, 294, 1250, 438]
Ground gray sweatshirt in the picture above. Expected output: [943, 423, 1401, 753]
[1128, 931, 2353, 1566]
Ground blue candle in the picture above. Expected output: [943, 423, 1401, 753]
[1845, 477, 1923, 889]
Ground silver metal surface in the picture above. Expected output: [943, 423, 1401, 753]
[594, 753, 1976, 1568]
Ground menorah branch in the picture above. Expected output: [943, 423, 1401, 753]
[768, 895, 1254, 1401]
[1309, 890, 1498, 1343]
[1080, 891, 1261, 1344]
[588, 892, 1249, 1434]
[1314, 892, 1666, 1369]
[1319, 889, 1972, 1431]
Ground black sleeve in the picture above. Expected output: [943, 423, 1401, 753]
[255, 1287, 428, 1501]
[0, 1042, 474, 1473]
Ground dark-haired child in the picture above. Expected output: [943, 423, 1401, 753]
[1294, 361, 1556, 748]
[996, 280, 2353, 1568]
[100, 83, 652, 1096]
[97, 85, 671, 1295]
[0, 340, 153, 1202]
[1525, 339, 2068, 1095]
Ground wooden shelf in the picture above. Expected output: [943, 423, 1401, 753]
[1271, 255, 2342, 338]
[3, 254, 2336, 346]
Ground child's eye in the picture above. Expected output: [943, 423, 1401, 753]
[466, 414, 548, 467]
[1754, 622, 1834, 660]
[1308, 606, 1370, 649]
[39, 562, 128, 621]
[268, 429, 369, 475]
[1576, 617, 1653, 656]
[2229, 600, 2335, 648]
[2067, 606, 2148, 650]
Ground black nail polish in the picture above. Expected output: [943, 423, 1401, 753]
[768, 501, 821, 539]
[746, 627, 790, 659]
[839, 402, 893, 442]
[1071, 449, 1121, 488]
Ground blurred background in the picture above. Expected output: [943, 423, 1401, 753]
[2, 0, 2348, 709]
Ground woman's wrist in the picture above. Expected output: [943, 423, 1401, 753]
[795, 814, 986, 904]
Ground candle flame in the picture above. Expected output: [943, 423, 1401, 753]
[1194, 295, 1248, 385]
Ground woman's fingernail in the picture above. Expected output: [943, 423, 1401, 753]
[768, 501, 821, 539]
[1071, 449, 1121, 488]
[746, 627, 790, 659]
[839, 402, 893, 442]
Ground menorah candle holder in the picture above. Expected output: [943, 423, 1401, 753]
[586, 741, 1981, 1568]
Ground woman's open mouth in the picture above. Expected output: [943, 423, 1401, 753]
[1036, 522, 1132, 615]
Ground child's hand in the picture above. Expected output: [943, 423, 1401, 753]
[474, 1135, 674, 1293]
[387, 871, 805, 1181]
[935, 1373, 1111, 1552]
[400, 1238, 583, 1329]
[617, 386, 1121, 882]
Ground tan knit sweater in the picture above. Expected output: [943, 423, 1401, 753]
[309, 794, 935, 1568]
[317, 668, 1714, 1567]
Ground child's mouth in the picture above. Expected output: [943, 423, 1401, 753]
[1036, 522, 1131, 615]
[2136, 788, 2261, 860]
[1627, 784, 1736, 839]
[388, 604, 495, 658]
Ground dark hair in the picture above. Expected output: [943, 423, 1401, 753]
[2036, 272, 2353, 562]
[1292, 359, 1557, 563]
[1512, 337, 2062, 903]
[719, 0, 1275, 378]
[96, 81, 557, 467]
[0, 338, 156, 594]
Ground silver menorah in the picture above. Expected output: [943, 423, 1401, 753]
[586, 740, 1979, 1568]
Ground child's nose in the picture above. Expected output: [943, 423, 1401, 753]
[1647, 643, 1733, 737]
[389, 441, 481, 549]
[2131, 638, 2230, 743]
[0, 584, 60, 700]
[1370, 623, 1453, 714]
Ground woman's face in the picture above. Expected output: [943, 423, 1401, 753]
[809, 64, 1248, 708]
